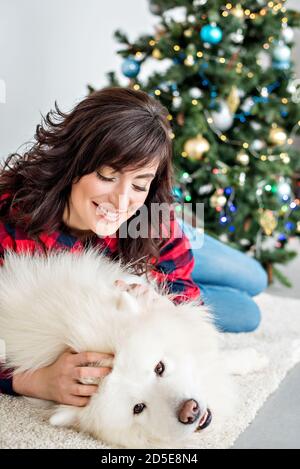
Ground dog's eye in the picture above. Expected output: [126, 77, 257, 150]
[154, 361, 165, 376]
[133, 403, 146, 415]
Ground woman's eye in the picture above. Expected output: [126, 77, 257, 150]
[96, 172, 148, 192]
[96, 172, 115, 182]
[132, 185, 148, 192]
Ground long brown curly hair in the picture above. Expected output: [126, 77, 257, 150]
[0, 86, 176, 275]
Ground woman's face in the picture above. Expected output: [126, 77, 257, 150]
[63, 161, 159, 237]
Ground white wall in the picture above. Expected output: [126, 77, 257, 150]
[0, 0, 299, 159]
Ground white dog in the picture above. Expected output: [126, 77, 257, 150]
[0, 247, 266, 448]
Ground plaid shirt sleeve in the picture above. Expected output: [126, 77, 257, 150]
[150, 211, 203, 306]
[0, 221, 20, 395]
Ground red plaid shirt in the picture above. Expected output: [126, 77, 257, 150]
[0, 192, 202, 395]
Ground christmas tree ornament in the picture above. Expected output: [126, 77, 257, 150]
[231, 4, 245, 19]
[184, 55, 195, 66]
[250, 139, 265, 151]
[272, 41, 291, 62]
[236, 151, 250, 166]
[198, 183, 213, 195]
[184, 29, 193, 38]
[269, 127, 288, 146]
[227, 86, 241, 114]
[240, 97, 255, 113]
[184, 135, 210, 161]
[211, 100, 234, 131]
[273, 60, 291, 70]
[193, 0, 208, 6]
[121, 57, 140, 78]
[189, 87, 203, 99]
[172, 96, 182, 110]
[250, 121, 262, 131]
[210, 191, 227, 208]
[172, 186, 183, 202]
[259, 210, 278, 236]
[257, 50, 272, 71]
[281, 26, 294, 44]
[297, 221, 300, 233]
[277, 178, 292, 199]
[239, 172, 246, 186]
[163, 6, 187, 24]
[230, 29, 244, 44]
[152, 48, 162, 59]
[200, 24, 223, 45]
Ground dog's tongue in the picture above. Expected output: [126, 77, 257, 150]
[197, 408, 212, 431]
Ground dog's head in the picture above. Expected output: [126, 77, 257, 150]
[51, 290, 236, 448]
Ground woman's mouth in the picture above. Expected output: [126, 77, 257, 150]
[92, 202, 123, 222]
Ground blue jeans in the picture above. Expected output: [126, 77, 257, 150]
[178, 220, 268, 333]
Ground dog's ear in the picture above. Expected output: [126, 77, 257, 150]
[116, 291, 140, 314]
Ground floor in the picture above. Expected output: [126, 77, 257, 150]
[233, 237, 300, 449]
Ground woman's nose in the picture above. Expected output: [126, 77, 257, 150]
[110, 190, 130, 212]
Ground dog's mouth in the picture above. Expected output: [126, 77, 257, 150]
[195, 408, 212, 432]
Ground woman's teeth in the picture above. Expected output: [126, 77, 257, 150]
[94, 203, 120, 222]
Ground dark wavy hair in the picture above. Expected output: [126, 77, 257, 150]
[0, 86, 176, 275]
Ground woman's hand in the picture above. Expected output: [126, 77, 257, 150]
[12, 349, 114, 406]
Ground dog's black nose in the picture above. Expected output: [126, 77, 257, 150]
[178, 399, 200, 424]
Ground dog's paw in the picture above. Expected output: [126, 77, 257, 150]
[50, 405, 80, 428]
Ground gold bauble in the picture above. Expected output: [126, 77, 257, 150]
[269, 127, 288, 146]
[152, 48, 162, 59]
[231, 4, 245, 18]
[184, 135, 210, 161]
[227, 86, 241, 114]
[297, 221, 300, 233]
[236, 151, 250, 166]
[259, 210, 278, 236]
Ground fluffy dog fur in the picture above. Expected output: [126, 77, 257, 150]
[0, 248, 266, 448]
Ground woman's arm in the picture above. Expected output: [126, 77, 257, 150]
[150, 210, 204, 305]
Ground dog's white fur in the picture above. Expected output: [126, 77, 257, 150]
[0, 247, 266, 448]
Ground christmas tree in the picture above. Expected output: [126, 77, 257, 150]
[89, 0, 300, 286]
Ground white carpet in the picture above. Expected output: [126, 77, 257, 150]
[1, 292, 300, 449]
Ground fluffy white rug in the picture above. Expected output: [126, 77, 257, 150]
[1, 292, 300, 449]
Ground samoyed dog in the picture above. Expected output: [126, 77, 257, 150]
[0, 247, 266, 448]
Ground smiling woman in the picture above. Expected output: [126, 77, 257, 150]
[0, 87, 202, 404]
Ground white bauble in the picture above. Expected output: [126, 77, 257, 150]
[281, 26, 294, 44]
[241, 97, 255, 113]
[251, 139, 265, 151]
[163, 7, 187, 23]
[211, 101, 234, 131]
[272, 42, 291, 62]
[172, 96, 183, 109]
[189, 87, 203, 99]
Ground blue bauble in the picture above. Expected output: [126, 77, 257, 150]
[272, 60, 291, 70]
[200, 24, 223, 44]
[121, 57, 140, 78]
